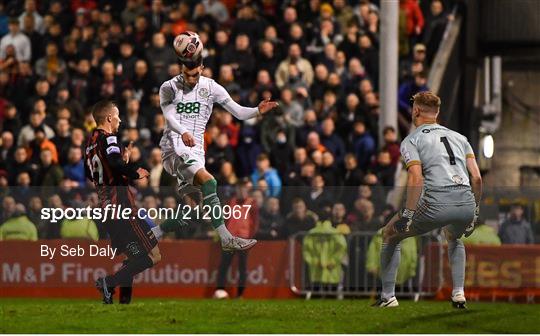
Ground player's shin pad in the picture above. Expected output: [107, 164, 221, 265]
[201, 179, 224, 229]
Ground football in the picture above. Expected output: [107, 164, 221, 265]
[213, 289, 229, 299]
[173, 31, 203, 63]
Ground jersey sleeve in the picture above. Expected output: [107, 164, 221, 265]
[102, 135, 139, 180]
[463, 139, 475, 159]
[400, 137, 421, 169]
[212, 80, 259, 120]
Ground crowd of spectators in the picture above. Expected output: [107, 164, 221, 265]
[4, 0, 532, 244]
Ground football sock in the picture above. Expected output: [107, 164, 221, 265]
[448, 240, 465, 296]
[106, 254, 153, 287]
[119, 259, 133, 304]
[380, 242, 401, 300]
[201, 179, 232, 240]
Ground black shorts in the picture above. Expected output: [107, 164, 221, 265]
[104, 216, 158, 258]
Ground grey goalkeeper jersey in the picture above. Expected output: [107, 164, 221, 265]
[400, 123, 476, 204]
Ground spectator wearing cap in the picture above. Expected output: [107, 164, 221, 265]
[499, 204, 535, 244]
[251, 153, 282, 197]
[0, 17, 31, 63]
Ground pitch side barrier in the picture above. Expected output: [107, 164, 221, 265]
[288, 231, 445, 301]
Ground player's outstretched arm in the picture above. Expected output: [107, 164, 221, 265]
[214, 82, 278, 120]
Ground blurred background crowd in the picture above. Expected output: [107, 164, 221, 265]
[0, 0, 536, 245]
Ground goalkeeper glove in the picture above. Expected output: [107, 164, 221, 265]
[464, 205, 479, 237]
[394, 208, 415, 233]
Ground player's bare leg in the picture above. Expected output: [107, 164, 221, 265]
[193, 168, 257, 251]
[444, 227, 467, 309]
[373, 213, 417, 307]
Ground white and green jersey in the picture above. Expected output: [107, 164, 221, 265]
[159, 75, 258, 160]
[400, 123, 476, 204]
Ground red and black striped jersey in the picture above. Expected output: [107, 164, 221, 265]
[84, 128, 139, 205]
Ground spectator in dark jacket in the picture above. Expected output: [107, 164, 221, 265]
[320, 118, 346, 164]
[285, 198, 318, 236]
[499, 204, 535, 244]
[36, 148, 63, 186]
[257, 197, 285, 240]
[351, 120, 376, 171]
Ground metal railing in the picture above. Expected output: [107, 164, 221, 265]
[288, 231, 445, 300]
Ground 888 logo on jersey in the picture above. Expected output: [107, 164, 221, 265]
[176, 102, 201, 114]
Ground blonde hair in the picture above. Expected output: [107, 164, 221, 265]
[412, 91, 440, 113]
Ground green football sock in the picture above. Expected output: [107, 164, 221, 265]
[160, 218, 181, 232]
[201, 179, 224, 230]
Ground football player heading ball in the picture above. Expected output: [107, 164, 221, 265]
[156, 31, 279, 251]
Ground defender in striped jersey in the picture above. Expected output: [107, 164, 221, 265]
[85, 100, 159, 304]
[373, 92, 483, 309]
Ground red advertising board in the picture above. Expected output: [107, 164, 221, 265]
[426, 244, 540, 302]
[0, 240, 299, 299]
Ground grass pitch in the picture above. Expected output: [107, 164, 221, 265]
[1, 298, 539, 333]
